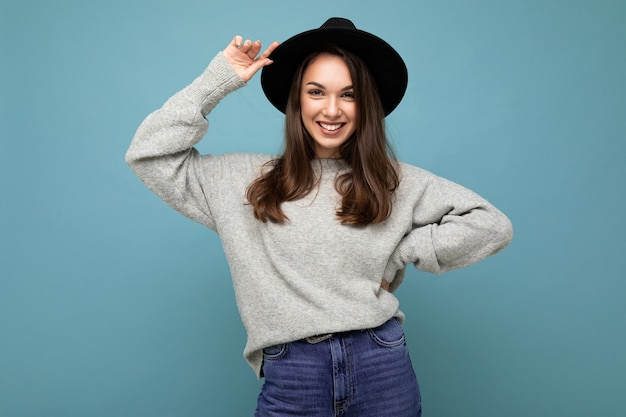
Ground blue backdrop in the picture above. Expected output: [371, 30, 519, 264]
[1, 1, 625, 416]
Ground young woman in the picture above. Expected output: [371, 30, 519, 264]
[126, 17, 513, 417]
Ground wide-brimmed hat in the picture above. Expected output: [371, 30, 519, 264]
[261, 17, 408, 116]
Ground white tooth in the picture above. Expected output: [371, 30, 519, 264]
[320, 123, 341, 131]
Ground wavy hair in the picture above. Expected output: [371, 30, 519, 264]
[246, 46, 399, 225]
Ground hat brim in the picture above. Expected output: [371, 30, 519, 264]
[261, 25, 407, 116]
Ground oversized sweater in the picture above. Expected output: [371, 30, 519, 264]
[126, 52, 513, 377]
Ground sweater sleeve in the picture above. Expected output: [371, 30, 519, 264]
[125, 53, 246, 230]
[384, 169, 513, 286]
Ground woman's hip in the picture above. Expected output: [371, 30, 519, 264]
[256, 318, 421, 417]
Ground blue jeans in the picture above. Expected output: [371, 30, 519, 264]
[255, 318, 421, 417]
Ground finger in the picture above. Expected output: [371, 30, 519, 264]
[240, 39, 253, 52]
[231, 35, 243, 48]
[243, 53, 276, 79]
[247, 40, 262, 58]
[259, 41, 280, 59]
[246, 58, 271, 76]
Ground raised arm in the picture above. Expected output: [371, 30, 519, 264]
[125, 38, 278, 229]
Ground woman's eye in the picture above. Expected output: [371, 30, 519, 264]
[308, 90, 323, 96]
[343, 92, 355, 99]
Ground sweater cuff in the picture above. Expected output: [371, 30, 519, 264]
[188, 52, 247, 115]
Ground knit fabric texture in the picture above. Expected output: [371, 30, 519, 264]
[126, 52, 513, 377]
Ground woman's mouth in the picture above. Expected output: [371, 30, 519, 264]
[317, 122, 345, 133]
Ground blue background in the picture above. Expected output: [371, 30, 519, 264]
[1, 0, 625, 416]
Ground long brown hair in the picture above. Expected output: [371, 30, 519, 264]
[246, 46, 399, 225]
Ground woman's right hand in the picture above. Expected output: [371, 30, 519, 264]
[222, 36, 280, 83]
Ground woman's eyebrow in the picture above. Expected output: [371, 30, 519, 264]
[305, 81, 354, 91]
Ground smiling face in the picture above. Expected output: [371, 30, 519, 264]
[299, 53, 358, 159]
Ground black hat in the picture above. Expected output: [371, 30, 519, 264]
[261, 17, 408, 116]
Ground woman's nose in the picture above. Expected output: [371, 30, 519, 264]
[323, 97, 340, 117]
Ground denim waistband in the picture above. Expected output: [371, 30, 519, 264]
[304, 318, 396, 344]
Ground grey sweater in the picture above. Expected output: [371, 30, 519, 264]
[126, 52, 513, 377]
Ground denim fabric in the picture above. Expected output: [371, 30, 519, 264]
[255, 318, 421, 417]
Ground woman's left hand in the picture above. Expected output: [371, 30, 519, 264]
[377, 280, 390, 298]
